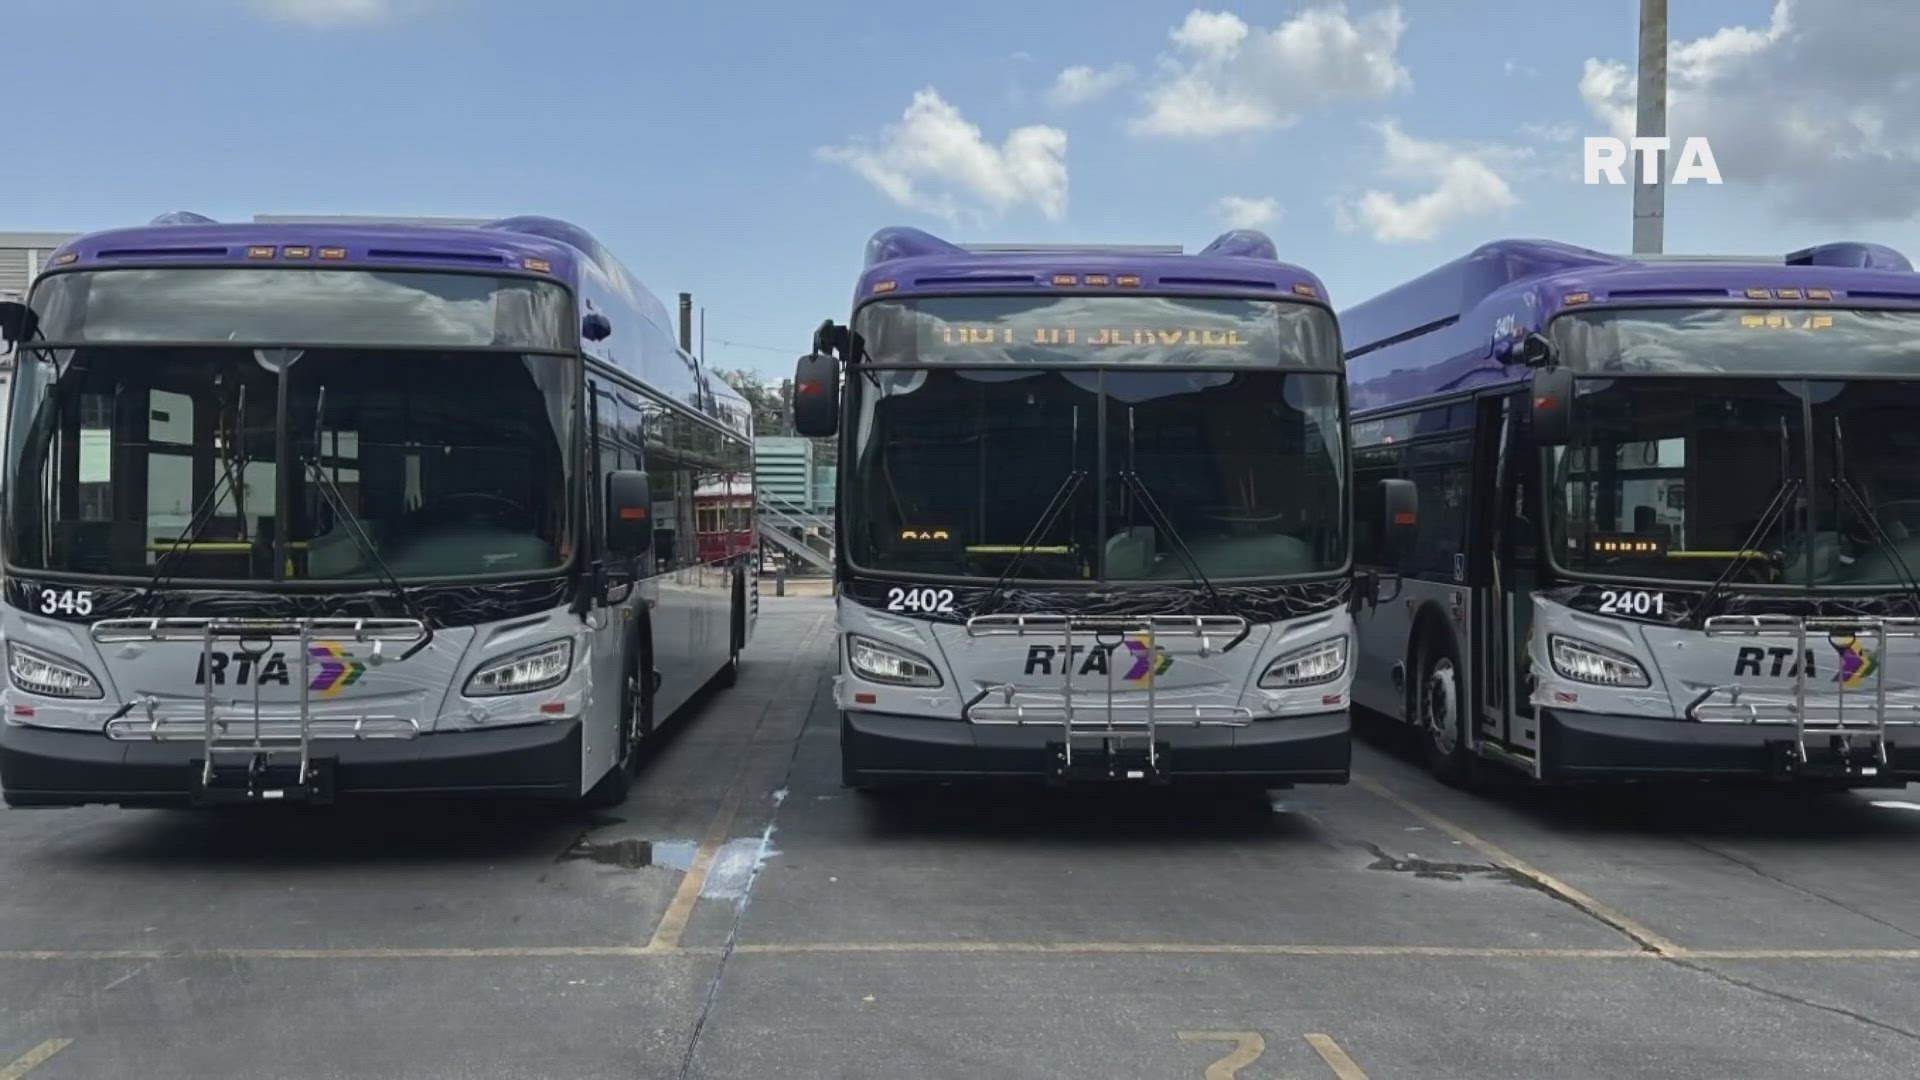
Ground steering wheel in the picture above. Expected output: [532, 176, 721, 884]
[410, 491, 531, 529]
[1868, 499, 1920, 532]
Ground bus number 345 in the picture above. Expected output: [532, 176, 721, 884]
[886, 587, 956, 614]
[1598, 589, 1663, 616]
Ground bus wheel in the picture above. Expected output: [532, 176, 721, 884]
[583, 637, 651, 808]
[714, 576, 744, 689]
[1418, 637, 1475, 788]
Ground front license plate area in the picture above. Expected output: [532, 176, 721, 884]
[190, 757, 337, 806]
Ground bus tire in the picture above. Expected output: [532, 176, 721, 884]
[713, 572, 744, 690]
[1416, 631, 1476, 788]
[583, 624, 652, 808]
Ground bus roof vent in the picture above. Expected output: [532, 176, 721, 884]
[959, 243, 1185, 255]
[1787, 242, 1912, 272]
[865, 226, 970, 267]
[1613, 253, 1785, 263]
[149, 211, 219, 226]
[1196, 230, 1277, 261]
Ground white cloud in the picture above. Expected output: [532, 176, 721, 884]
[818, 89, 1068, 223]
[1131, 5, 1410, 138]
[1213, 195, 1282, 230]
[1047, 64, 1134, 108]
[1521, 121, 1580, 144]
[1337, 121, 1517, 244]
[249, 0, 407, 25]
[1577, 0, 1920, 223]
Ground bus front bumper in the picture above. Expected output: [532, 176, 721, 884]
[841, 709, 1350, 787]
[1540, 708, 1920, 784]
[0, 720, 582, 807]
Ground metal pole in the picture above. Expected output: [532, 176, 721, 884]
[678, 292, 693, 354]
[1631, 0, 1668, 254]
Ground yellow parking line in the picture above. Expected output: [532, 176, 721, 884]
[0, 1039, 72, 1080]
[1353, 774, 1684, 956]
[645, 783, 748, 953]
[1176, 1031, 1264, 1079]
[643, 612, 829, 953]
[728, 941, 1648, 959]
[0, 941, 1913, 962]
[1304, 1033, 1369, 1080]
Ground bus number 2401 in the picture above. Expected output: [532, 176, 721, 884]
[1598, 589, 1663, 616]
[886, 587, 955, 614]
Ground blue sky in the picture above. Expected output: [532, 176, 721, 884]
[13, 1, 1920, 378]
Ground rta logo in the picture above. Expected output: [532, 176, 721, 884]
[195, 651, 292, 687]
[1584, 136, 1722, 185]
[1023, 639, 1172, 682]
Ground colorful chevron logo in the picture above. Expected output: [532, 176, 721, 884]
[1831, 636, 1878, 690]
[308, 642, 366, 697]
[1122, 637, 1174, 683]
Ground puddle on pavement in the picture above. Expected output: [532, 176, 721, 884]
[561, 835, 770, 899]
[564, 836, 697, 871]
[1363, 842, 1525, 884]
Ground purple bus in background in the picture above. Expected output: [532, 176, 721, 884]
[1344, 238, 1920, 788]
[0, 212, 754, 808]
[791, 226, 1377, 791]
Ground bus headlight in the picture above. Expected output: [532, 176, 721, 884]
[1549, 634, 1651, 688]
[464, 639, 574, 696]
[847, 634, 942, 687]
[1259, 636, 1348, 688]
[8, 642, 104, 699]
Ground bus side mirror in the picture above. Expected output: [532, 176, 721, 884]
[1381, 478, 1418, 567]
[605, 470, 654, 559]
[793, 352, 839, 438]
[1529, 366, 1575, 446]
[1516, 331, 1554, 368]
[581, 312, 612, 341]
[0, 301, 35, 344]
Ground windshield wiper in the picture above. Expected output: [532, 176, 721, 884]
[1116, 470, 1225, 611]
[302, 385, 435, 659]
[141, 383, 255, 614]
[1831, 416, 1920, 613]
[977, 469, 1088, 614]
[1695, 418, 1798, 627]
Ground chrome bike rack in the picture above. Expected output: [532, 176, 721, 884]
[1689, 614, 1920, 779]
[90, 617, 428, 802]
[961, 614, 1251, 780]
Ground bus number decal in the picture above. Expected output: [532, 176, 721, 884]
[38, 589, 94, 617]
[886, 587, 955, 614]
[1598, 589, 1662, 617]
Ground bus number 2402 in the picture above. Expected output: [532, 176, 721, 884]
[886, 587, 955, 614]
[1598, 589, 1663, 616]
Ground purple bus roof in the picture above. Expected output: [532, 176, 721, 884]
[851, 225, 1331, 308]
[37, 212, 750, 423]
[1341, 238, 1920, 413]
[50, 214, 589, 282]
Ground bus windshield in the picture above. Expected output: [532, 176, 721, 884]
[6, 345, 575, 581]
[1551, 376, 1920, 588]
[846, 367, 1345, 580]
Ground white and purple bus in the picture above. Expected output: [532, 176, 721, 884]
[0, 213, 753, 807]
[1345, 239, 1920, 788]
[793, 227, 1381, 790]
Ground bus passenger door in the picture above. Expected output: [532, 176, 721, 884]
[1469, 395, 1511, 750]
[1471, 393, 1537, 760]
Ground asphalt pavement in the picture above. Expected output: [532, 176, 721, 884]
[2, 596, 1918, 1078]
